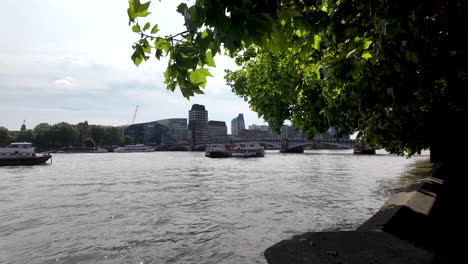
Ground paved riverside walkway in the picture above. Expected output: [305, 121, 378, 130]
[264, 162, 467, 263]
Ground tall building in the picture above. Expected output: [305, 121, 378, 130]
[208, 121, 228, 141]
[231, 118, 237, 135]
[231, 114, 245, 135]
[188, 104, 208, 145]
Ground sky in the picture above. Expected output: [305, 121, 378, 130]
[0, 0, 268, 132]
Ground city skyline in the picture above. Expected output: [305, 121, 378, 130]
[0, 0, 267, 131]
[5, 104, 266, 136]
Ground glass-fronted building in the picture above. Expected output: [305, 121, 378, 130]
[121, 118, 188, 146]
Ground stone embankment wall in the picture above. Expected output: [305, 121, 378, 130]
[265, 162, 466, 263]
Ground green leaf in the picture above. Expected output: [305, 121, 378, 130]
[189, 68, 212, 88]
[362, 52, 372, 60]
[363, 40, 373, 50]
[151, 24, 159, 34]
[154, 37, 170, 53]
[155, 48, 163, 59]
[279, 8, 302, 18]
[132, 24, 140, 33]
[143, 22, 150, 31]
[313, 35, 321, 50]
[176, 3, 188, 15]
[128, 0, 151, 22]
[266, 40, 280, 55]
[131, 46, 143, 66]
[205, 51, 216, 67]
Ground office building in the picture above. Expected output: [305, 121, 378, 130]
[208, 121, 228, 141]
[231, 114, 245, 135]
[188, 104, 208, 145]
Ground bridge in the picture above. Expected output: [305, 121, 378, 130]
[193, 139, 357, 153]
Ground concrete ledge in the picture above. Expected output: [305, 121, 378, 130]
[359, 175, 443, 232]
[264, 231, 446, 264]
[265, 163, 467, 263]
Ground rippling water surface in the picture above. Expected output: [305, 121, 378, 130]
[0, 149, 430, 264]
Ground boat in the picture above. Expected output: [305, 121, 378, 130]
[353, 143, 376, 155]
[113, 144, 155, 153]
[205, 142, 265, 158]
[56, 146, 108, 153]
[0, 142, 52, 166]
[205, 143, 236, 158]
[232, 142, 265, 158]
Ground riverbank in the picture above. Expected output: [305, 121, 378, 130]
[264, 161, 467, 263]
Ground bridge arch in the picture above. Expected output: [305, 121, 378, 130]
[287, 141, 354, 150]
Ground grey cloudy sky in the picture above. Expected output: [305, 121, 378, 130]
[0, 0, 267, 131]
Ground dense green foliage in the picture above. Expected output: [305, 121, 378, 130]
[0, 123, 124, 149]
[128, 0, 465, 156]
[0, 127, 14, 146]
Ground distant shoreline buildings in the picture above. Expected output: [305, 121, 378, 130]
[117, 104, 349, 147]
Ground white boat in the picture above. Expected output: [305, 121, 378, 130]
[114, 144, 155, 153]
[232, 142, 265, 158]
[0, 142, 52, 166]
[205, 143, 235, 158]
[205, 142, 265, 158]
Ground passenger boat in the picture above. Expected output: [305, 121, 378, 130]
[0, 142, 52, 166]
[205, 143, 235, 158]
[56, 146, 108, 153]
[353, 143, 376, 155]
[205, 142, 265, 158]
[113, 144, 155, 153]
[232, 142, 265, 158]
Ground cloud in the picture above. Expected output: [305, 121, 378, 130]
[0, 0, 266, 130]
[53, 77, 75, 89]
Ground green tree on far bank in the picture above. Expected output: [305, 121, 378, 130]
[48, 122, 80, 148]
[101, 126, 122, 147]
[0, 127, 13, 146]
[89, 125, 106, 147]
[14, 129, 35, 143]
[33, 123, 52, 148]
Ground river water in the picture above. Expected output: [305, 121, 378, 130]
[0, 149, 431, 264]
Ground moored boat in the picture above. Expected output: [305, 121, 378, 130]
[353, 143, 376, 155]
[353, 148, 376, 155]
[205, 143, 235, 158]
[205, 142, 265, 158]
[56, 146, 108, 153]
[114, 144, 155, 153]
[0, 142, 52, 166]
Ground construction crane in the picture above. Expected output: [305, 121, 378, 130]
[131, 105, 139, 124]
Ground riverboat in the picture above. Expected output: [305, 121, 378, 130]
[56, 146, 108, 153]
[232, 142, 265, 158]
[205, 142, 265, 158]
[0, 142, 52, 166]
[114, 144, 155, 153]
[205, 143, 235, 158]
[353, 143, 376, 155]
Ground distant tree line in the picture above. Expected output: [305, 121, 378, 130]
[0, 121, 132, 149]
